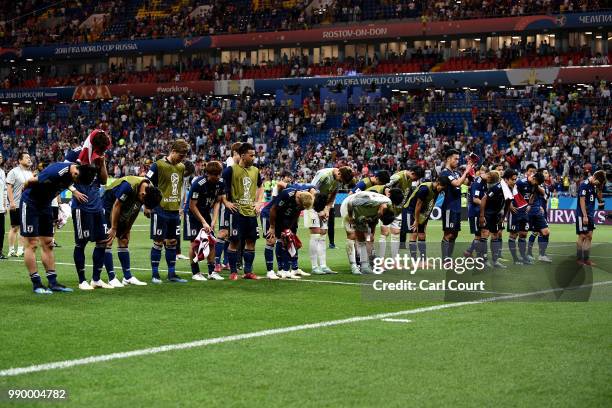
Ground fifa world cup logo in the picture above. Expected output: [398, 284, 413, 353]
[242, 177, 252, 200]
[171, 173, 179, 196]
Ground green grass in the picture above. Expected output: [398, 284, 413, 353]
[0, 217, 611, 407]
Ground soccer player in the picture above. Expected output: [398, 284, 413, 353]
[222, 142, 264, 280]
[64, 131, 119, 290]
[176, 160, 196, 261]
[464, 166, 488, 258]
[576, 170, 606, 266]
[146, 139, 190, 283]
[386, 166, 424, 252]
[479, 169, 517, 268]
[184, 161, 231, 281]
[352, 171, 390, 193]
[340, 190, 397, 274]
[306, 166, 353, 275]
[6, 152, 33, 258]
[527, 169, 552, 263]
[507, 165, 539, 265]
[21, 162, 97, 293]
[215, 142, 242, 272]
[266, 187, 315, 279]
[440, 149, 473, 260]
[406, 177, 447, 262]
[103, 176, 162, 285]
[262, 179, 319, 279]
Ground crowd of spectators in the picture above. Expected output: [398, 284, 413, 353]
[1, 0, 604, 47]
[0, 81, 610, 196]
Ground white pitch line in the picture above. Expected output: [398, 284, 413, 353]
[381, 318, 413, 323]
[1, 280, 611, 378]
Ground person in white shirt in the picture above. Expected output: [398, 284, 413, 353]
[6, 153, 33, 257]
[0, 156, 7, 259]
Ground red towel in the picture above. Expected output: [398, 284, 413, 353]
[281, 229, 302, 257]
[191, 229, 217, 263]
[78, 129, 111, 164]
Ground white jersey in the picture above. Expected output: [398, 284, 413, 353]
[6, 166, 33, 205]
[341, 191, 391, 221]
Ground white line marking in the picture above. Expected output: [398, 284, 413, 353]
[381, 318, 413, 323]
[1, 280, 611, 378]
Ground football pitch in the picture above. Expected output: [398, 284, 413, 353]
[0, 218, 611, 407]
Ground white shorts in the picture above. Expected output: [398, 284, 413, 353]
[304, 208, 328, 230]
[340, 200, 354, 233]
[379, 214, 401, 230]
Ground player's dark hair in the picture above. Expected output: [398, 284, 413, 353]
[532, 172, 545, 185]
[525, 163, 537, 171]
[410, 166, 425, 180]
[17, 152, 28, 162]
[205, 161, 222, 176]
[444, 148, 460, 159]
[184, 160, 196, 177]
[238, 142, 255, 155]
[503, 169, 517, 180]
[338, 166, 354, 184]
[91, 130, 110, 150]
[143, 185, 162, 209]
[375, 170, 390, 185]
[313, 193, 327, 212]
[438, 175, 451, 188]
[77, 164, 97, 185]
[380, 208, 396, 226]
[389, 188, 404, 206]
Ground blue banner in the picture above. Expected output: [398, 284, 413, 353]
[18, 37, 211, 60]
[0, 87, 75, 101]
[255, 71, 509, 93]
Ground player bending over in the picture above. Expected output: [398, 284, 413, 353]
[307, 166, 353, 275]
[406, 177, 447, 265]
[21, 162, 97, 294]
[384, 166, 424, 256]
[267, 188, 315, 279]
[341, 191, 397, 275]
[103, 177, 162, 285]
[185, 161, 233, 281]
